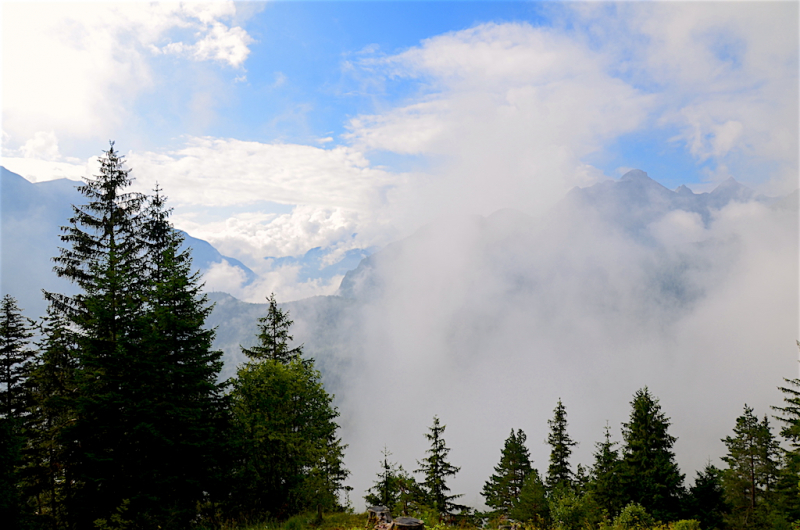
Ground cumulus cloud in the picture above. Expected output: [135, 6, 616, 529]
[347, 22, 653, 222]
[127, 137, 398, 210]
[2, 2, 255, 146]
[566, 2, 798, 190]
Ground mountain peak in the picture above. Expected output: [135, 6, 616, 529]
[619, 169, 651, 182]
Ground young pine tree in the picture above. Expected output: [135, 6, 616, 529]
[546, 399, 577, 492]
[365, 447, 413, 514]
[482, 429, 533, 514]
[417, 415, 464, 516]
[619, 387, 684, 522]
[721, 405, 782, 530]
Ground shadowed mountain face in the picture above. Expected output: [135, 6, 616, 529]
[0, 166, 255, 318]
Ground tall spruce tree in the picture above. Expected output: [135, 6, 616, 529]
[546, 399, 577, 492]
[417, 415, 464, 516]
[229, 296, 347, 519]
[0, 295, 35, 420]
[483, 429, 533, 514]
[619, 387, 684, 522]
[129, 186, 227, 527]
[0, 295, 34, 526]
[44, 144, 225, 528]
[721, 405, 782, 530]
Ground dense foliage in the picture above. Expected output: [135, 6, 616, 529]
[0, 145, 347, 529]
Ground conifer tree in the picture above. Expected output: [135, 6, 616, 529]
[619, 387, 684, 522]
[721, 405, 782, 529]
[588, 424, 623, 517]
[45, 143, 148, 527]
[0, 295, 35, 420]
[546, 399, 577, 492]
[482, 429, 533, 514]
[365, 447, 413, 513]
[685, 463, 728, 530]
[0, 295, 34, 526]
[22, 306, 78, 526]
[417, 415, 464, 516]
[129, 186, 227, 526]
[509, 470, 549, 524]
[230, 296, 347, 519]
[241, 293, 302, 363]
[44, 144, 226, 528]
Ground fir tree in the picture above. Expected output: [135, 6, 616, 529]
[241, 293, 302, 363]
[229, 296, 347, 519]
[619, 387, 684, 522]
[721, 405, 782, 530]
[685, 463, 728, 530]
[588, 424, 623, 517]
[509, 470, 549, 524]
[0, 295, 34, 527]
[482, 429, 533, 514]
[365, 447, 415, 514]
[127, 186, 227, 527]
[0, 295, 35, 420]
[546, 399, 577, 492]
[417, 415, 464, 516]
[773, 354, 800, 521]
[43, 144, 226, 528]
[22, 306, 78, 526]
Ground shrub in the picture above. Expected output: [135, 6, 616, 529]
[671, 520, 701, 530]
[614, 503, 655, 530]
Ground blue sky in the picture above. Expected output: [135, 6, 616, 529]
[2, 1, 797, 300]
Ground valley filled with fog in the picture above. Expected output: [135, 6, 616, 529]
[4, 165, 796, 508]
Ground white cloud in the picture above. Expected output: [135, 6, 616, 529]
[347, 22, 654, 223]
[127, 137, 399, 210]
[2, 2, 255, 146]
[567, 2, 798, 190]
[202, 259, 344, 304]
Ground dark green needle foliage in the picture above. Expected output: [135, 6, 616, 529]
[229, 296, 347, 520]
[619, 387, 684, 522]
[482, 429, 533, 514]
[365, 446, 417, 515]
[417, 415, 464, 516]
[509, 469, 549, 524]
[0, 295, 34, 526]
[685, 463, 728, 530]
[721, 405, 782, 530]
[546, 399, 577, 493]
[588, 424, 624, 517]
[241, 293, 303, 363]
[41, 144, 225, 529]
